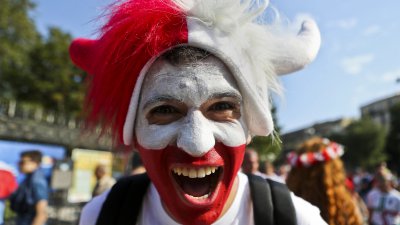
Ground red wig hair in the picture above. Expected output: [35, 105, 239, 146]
[69, 0, 188, 145]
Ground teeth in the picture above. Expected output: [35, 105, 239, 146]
[182, 168, 188, 176]
[191, 193, 209, 200]
[197, 168, 205, 178]
[205, 167, 212, 175]
[172, 166, 218, 178]
[189, 169, 197, 178]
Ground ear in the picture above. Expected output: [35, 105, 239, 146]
[69, 38, 98, 75]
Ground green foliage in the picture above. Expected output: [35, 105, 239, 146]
[329, 117, 387, 169]
[0, 0, 39, 98]
[27, 27, 86, 116]
[385, 103, 400, 173]
[0, 0, 86, 117]
[248, 105, 282, 161]
[248, 133, 282, 162]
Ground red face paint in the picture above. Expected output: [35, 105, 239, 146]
[137, 142, 246, 225]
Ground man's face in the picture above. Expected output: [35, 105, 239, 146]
[94, 166, 106, 180]
[18, 156, 38, 174]
[376, 173, 393, 193]
[242, 150, 259, 174]
[135, 54, 248, 224]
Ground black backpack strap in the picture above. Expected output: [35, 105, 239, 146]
[247, 174, 297, 225]
[247, 174, 274, 225]
[95, 173, 150, 225]
[267, 179, 297, 225]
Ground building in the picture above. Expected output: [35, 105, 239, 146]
[281, 117, 353, 152]
[360, 92, 400, 130]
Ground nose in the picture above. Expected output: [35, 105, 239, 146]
[177, 110, 215, 157]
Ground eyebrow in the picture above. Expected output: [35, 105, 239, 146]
[208, 91, 242, 102]
[143, 95, 183, 110]
[143, 91, 242, 110]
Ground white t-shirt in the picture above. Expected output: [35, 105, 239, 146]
[80, 172, 327, 225]
[367, 188, 400, 225]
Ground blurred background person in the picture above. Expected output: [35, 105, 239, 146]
[92, 164, 116, 197]
[345, 176, 369, 224]
[264, 160, 285, 183]
[277, 164, 291, 182]
[241, 148, 267, 178]
[10, 150, 48, 225]
[366, 168, 400, 225]
[129, 153, 145, 175]
[286, 137, 363, 225]
[359, 176, 374, 203]
[0, 161, 18, 225]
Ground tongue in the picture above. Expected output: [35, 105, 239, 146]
[181, 177, 211, 197]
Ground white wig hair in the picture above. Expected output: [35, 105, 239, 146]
[70, 0, 321, 145]
[168, 0, 321, 135]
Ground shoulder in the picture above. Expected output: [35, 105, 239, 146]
[366, 188, 380, 199]
[31, 170, 47, 185]
[389, 189, 400, 200]
[104, 177, 117, 188]
[80, 174, 150, 225]
[30, 171, 49, 201]
[79, 190, 110, 225]
[291, 193, 328, 225]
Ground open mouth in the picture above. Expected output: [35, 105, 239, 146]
[171, 166, 223, 202]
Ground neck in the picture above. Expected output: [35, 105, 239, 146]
[220, 175, 239, 217]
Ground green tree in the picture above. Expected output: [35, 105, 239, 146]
[0, 0, 39, 99]
[248, 105, 282, 161]
[28, 27, 86, 116]
[0, 0, 86, 118]
[329, 117, 387, 169]
[385, 103, 400, 173]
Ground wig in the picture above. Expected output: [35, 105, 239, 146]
[69, 0, 321, 146]
[286, 137, 363, 225]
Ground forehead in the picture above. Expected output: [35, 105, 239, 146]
[244, 151, 258, 161]
[21, 156, 32, 161]
[140, 55, 240, 105]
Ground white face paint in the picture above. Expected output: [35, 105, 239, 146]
[135, 55, 248, 157]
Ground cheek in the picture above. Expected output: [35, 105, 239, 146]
[211, 119, 248, 147]
[135, 111, 249, 150]
[135, 115, 181, 149]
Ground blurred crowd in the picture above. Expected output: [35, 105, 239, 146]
[243, 137, 400, 225]
[1, 138, 400, 225]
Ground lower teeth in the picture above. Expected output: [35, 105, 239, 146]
[191, 193, 209, 200]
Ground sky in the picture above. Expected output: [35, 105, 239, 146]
[31, 0, 400, 133]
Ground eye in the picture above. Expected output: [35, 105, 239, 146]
[151, 105, 179, 115]
[203, 100, 241, 122]
[208, 102, 234, 111]
[146, 104, 186, 125]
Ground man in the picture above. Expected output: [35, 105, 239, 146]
[71, 0, 326, 224]
[242, 149, 263, 176]
[242, 148, 284, 182]
[367, 169, 400, 225]
[129, 153, 146, 175]
[242, 148, 283, 182]
[92, 164, 116, 197]
[10, 151, 48, 225]
[264, 160, 286, 183]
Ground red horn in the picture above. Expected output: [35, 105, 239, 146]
[69, 38, 98, 75]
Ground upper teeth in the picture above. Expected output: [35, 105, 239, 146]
[172, 166, 218, 178]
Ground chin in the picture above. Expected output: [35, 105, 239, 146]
[137, 142, 246, 225]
